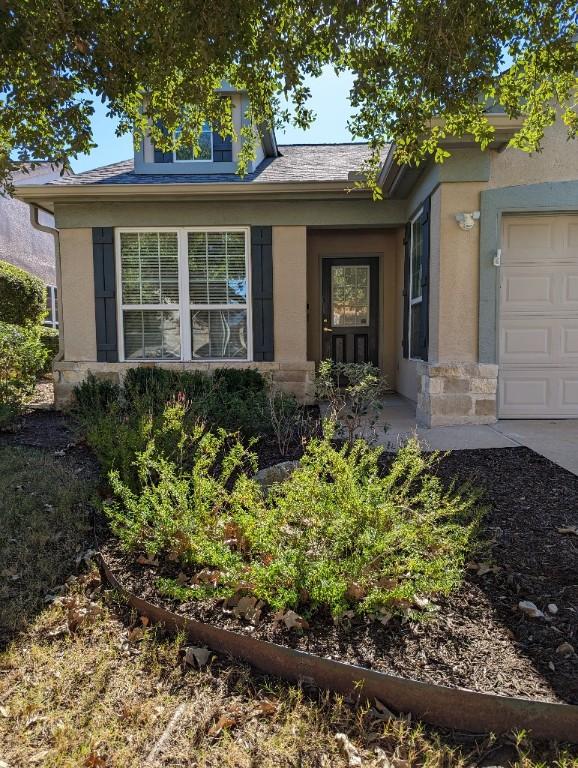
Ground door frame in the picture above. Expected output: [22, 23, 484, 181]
[320, 253, 381, 366]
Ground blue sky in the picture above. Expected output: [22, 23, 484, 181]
[72, 67, 356, 173]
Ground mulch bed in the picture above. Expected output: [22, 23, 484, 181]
[101, 447, 578, 706]
[4, 409, 577, 705]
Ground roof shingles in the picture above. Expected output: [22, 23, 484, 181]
[50, 143, 381, 186]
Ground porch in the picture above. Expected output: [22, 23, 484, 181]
[372, 394, 578, 476]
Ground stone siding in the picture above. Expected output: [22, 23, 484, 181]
[416, 362, 498, 427]
[53, 360, 316, 408]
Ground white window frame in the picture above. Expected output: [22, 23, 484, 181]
[115, 227, 252, 363]
[44, 284, 58, 328]
[408, 207, 423, 361]
[173, 124, 213, 163]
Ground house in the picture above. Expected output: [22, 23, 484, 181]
[1, 163, 70, 328]
[15, 86, 578, 424]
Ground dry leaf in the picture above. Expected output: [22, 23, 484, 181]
[233, 595, 264, 624]
[137, 554, 159, 567]
[62, 595, 103, 632]
[254, 699, 278, 717]
[127, 627, 145, 643]
[373, 698, 395, 720]
[345, 582, 365, 600]
[279, 609, 309, 630]
[184, 646, 211, 667]
[208, 713, 239, 736]
[0, 706, 9, 718]
[556, 642, 574, 657]
[84, 752, 108, 768]
[557, 526, 578, 536]
[518, 600, 544, 619]
[29, 751, 51, 764]
[223, 521, 249, 552]
[467, 561, 500, 576]
[193, 568, 221, 587]
[175, 571, 189, 586]
[335, 733, 362, 767]
[168, 531, 191, 560]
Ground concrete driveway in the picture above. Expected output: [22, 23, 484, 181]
[373, 396, 578, 476]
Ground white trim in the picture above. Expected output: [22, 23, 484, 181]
[408, 207, 423, 361]
[115, 226, 252, 363]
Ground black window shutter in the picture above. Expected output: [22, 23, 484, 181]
[418, 197, 431, 361]
[153, 122, 173, 163]
[212, 133, 233, 162]
[92, 228, 118, 362]
[251, 227, 274, 361]
[402, 222, 411, 359]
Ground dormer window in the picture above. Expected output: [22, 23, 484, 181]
[174, 123, 213, 162]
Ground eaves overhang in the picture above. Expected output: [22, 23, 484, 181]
[377, 113, 526, 199]
[14, 180, 373, 212]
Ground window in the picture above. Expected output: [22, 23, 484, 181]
[408, 210, 423, 359]
[116, 228, 250, 362]
[331, 265, 369, 327]
[44, 285, 58, 328]
[174, 123, 213, 162]
[188, 231, 248, 359]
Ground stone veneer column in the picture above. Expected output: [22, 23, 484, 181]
[416, 362, 499, 427]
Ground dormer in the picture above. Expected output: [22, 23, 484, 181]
[134, 85, 278, 175]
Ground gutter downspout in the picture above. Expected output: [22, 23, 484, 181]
[29, 204, 64, 363]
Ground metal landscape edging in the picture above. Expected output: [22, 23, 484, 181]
[100, 555, 578, 743]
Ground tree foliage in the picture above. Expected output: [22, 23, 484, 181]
[0, 0, 577, 192]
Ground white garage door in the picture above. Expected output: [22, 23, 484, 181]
[499, 213, 578, 418]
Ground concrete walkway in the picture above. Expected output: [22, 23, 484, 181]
[370, 396, 578, 476]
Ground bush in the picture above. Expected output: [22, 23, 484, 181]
[266, 388, 317, 457]
[315, 360, 387, 444]
[39, 326, 59, 373]
[105, 404, 483, 620]
[0, 322, 47, 427]
[74, 365, 276, 449]
[0, 261, 46, 326]
[72, 367, 273, 491]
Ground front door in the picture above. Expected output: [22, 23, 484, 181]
[322, 257, 379, 365]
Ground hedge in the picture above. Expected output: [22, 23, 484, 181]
[0, 322, 47, 426]
[39, 327, 59, 373]
[0, 260, 46, 326]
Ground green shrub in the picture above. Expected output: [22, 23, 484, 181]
[0, 322, 47, 427]
[73, 372, 121, 417]
[123, 366, 209, 414]
[39, 326, 59, 373]
[0, 261, 46, 326]
[316, 360, 387, 444]
[105, 404, 483, 620]
[106, 405, 258, 566]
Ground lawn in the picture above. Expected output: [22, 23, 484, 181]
[0, 419, 577, 767]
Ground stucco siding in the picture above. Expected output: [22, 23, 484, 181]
[437, 182, 483, 362]
[272, 226, 308, 362]
[59, 228, 97, 361]
[490, 121, 578, 189]
[53, 199, 405, 230]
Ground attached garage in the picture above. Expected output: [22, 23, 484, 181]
[499, 213, 578, 418]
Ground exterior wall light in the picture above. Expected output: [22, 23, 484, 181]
[455, 211, 480, 231]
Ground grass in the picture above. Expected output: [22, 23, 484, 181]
[0, 446, 94, 647]
[0, 443, 577, 767]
